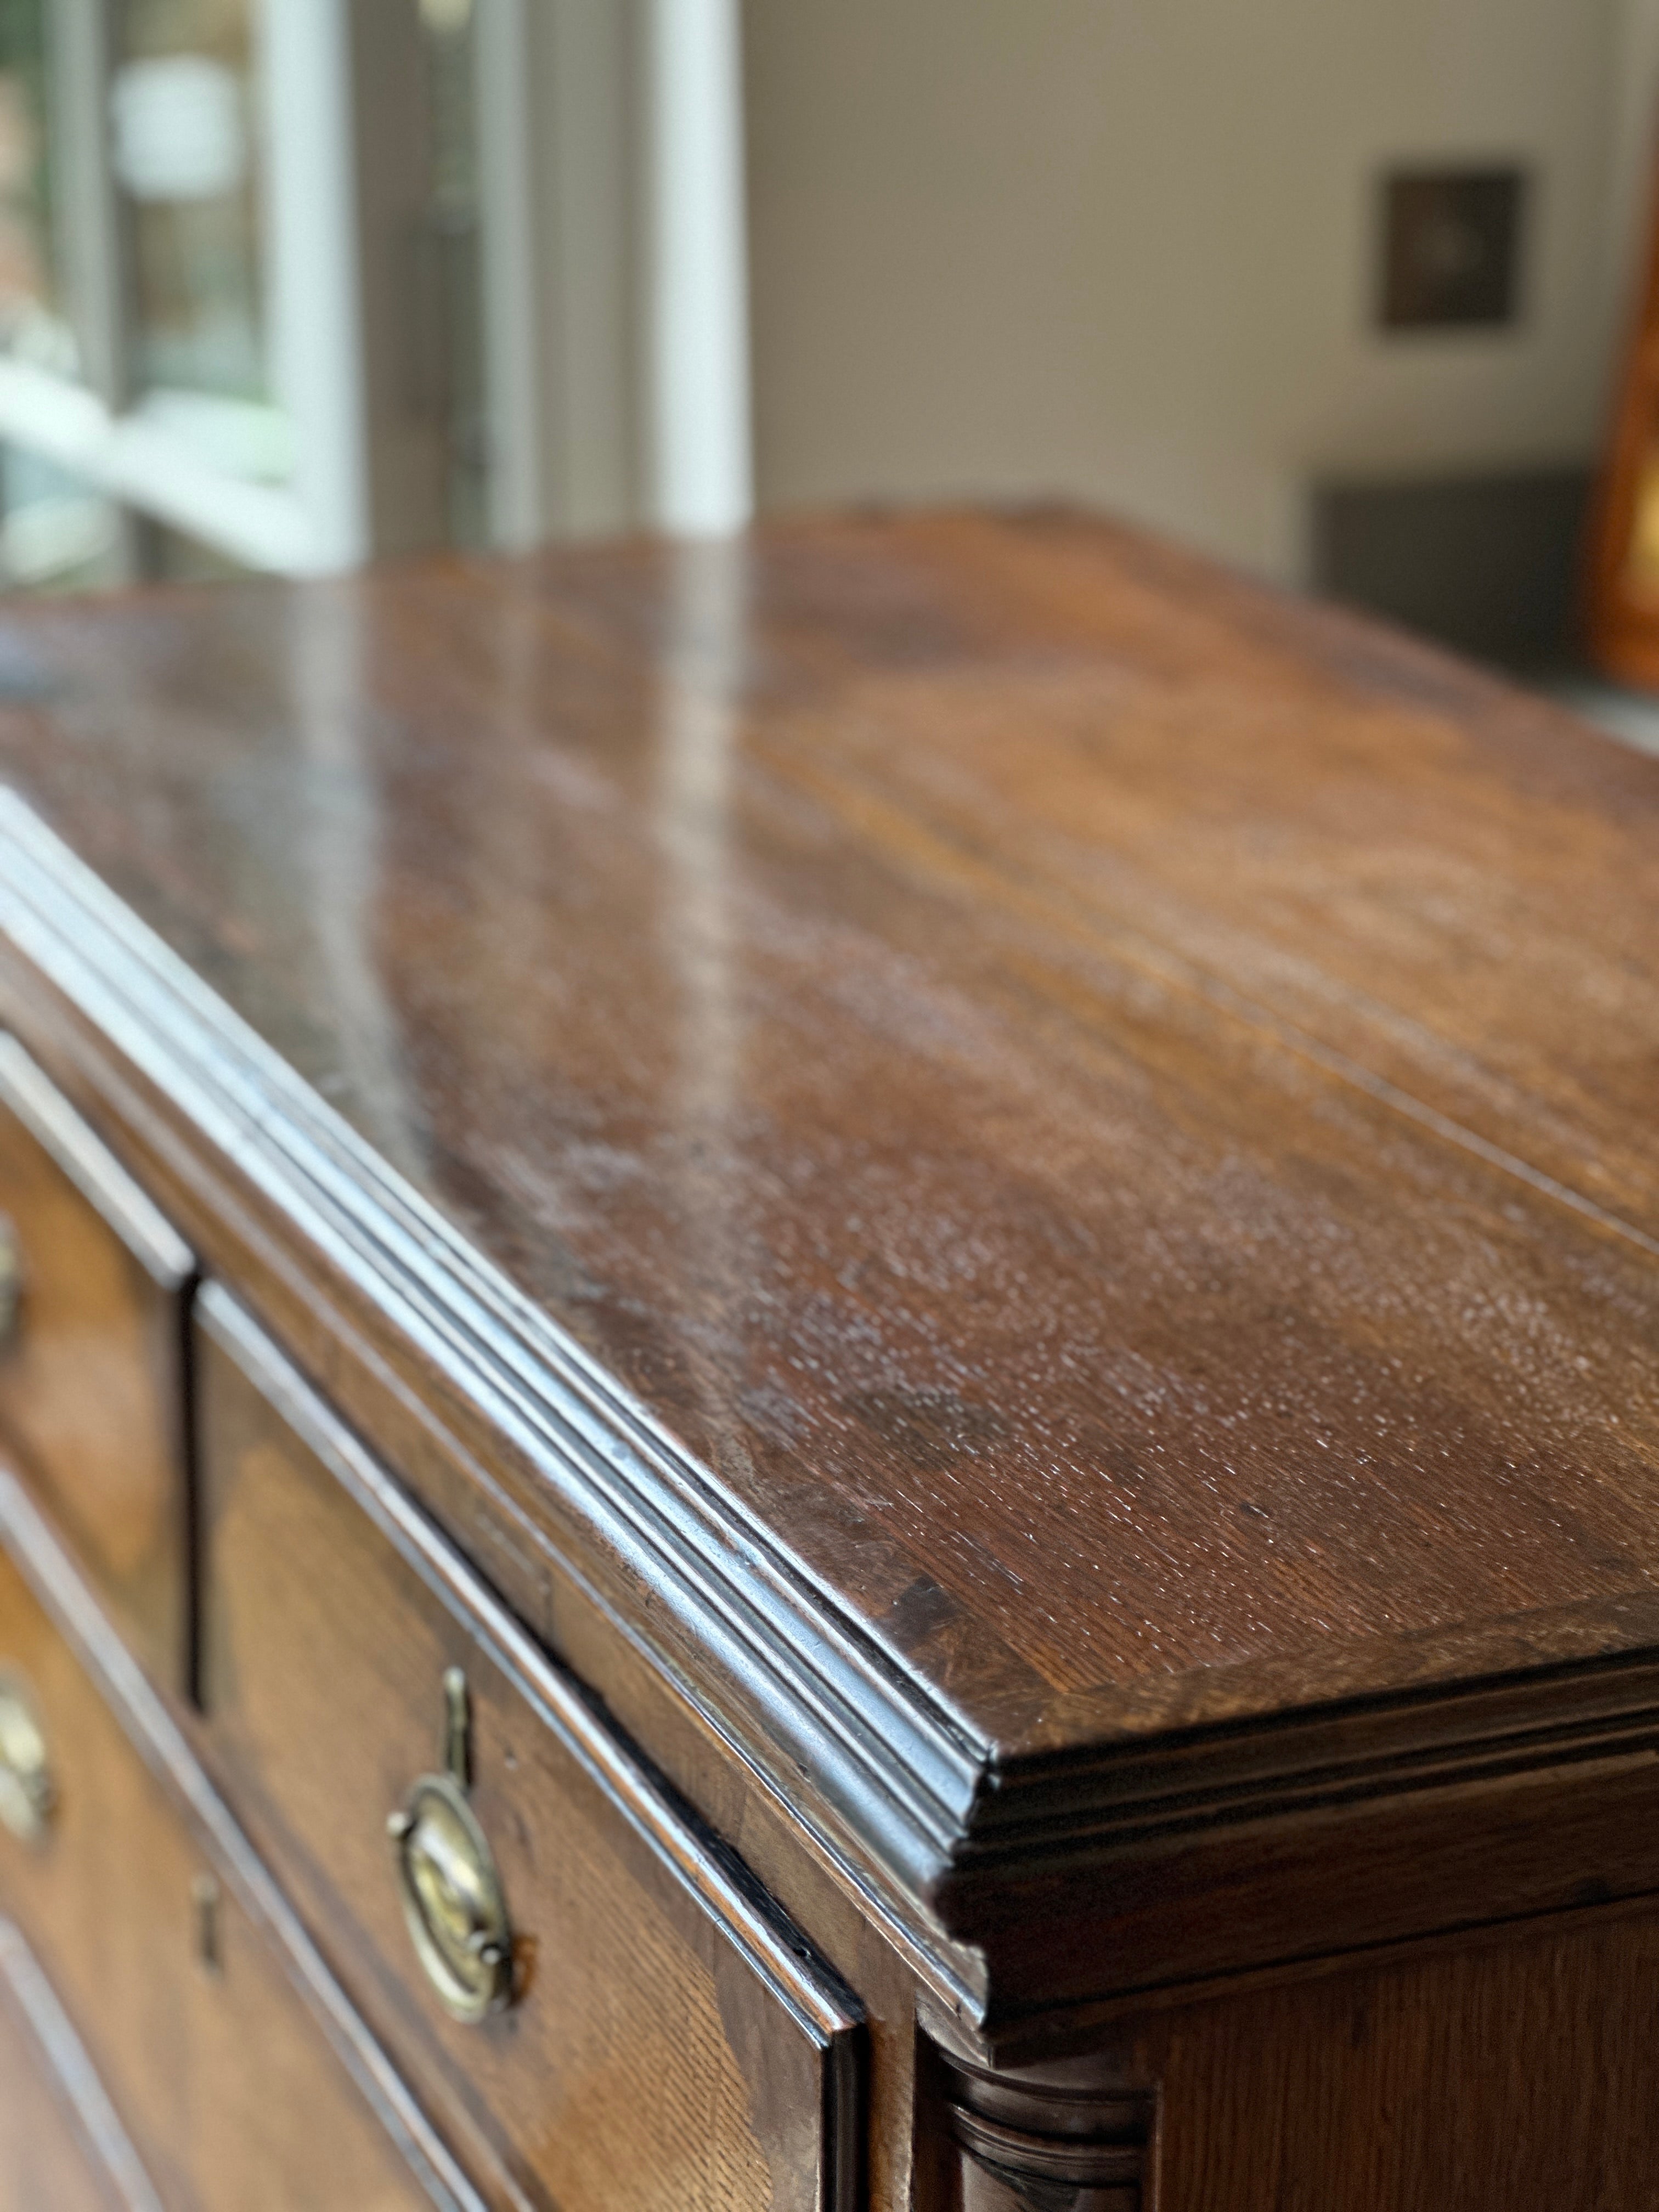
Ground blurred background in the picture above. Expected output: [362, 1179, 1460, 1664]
[0, 0, 1649, 682]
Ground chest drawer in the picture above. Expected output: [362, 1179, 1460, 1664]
[0, 1918, 161, 2212]
[0, 1037, 194, 1691]
[195, 1285, 863, 2212]
[0, 1469, 478, 2212]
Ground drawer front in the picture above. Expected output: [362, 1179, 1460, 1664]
[0, 1037, 194, 1690]
[196, 1285, 863, 2212]
[0, 1470, 478, 2212]
[0, 1919, 160, 2212]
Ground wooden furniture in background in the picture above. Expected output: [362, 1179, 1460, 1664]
[1588, 131, 1659, 683]
[1, 510, 1659, 2206]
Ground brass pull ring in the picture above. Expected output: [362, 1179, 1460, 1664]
[0, 1673, 52, 1846]
[387, 1669, 513, 2024]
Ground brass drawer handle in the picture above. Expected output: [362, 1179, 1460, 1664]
[387, 1669, 513, 2024]
[0, 1672, 52, 1846]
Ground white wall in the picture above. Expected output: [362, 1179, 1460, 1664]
[745, 0, 1644, 583]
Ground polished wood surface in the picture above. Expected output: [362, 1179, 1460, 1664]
[0, 1037, 194, 1691]
[5, 511, 1659, 2203]
[0, 1471, 479, 2212]
[0, 510, 1654, 1756]
[1138, 1899, 1659, 2209]
[3, 512, 1659, 2049]
[933, 2049, 1150, 2211]
[0, 1921, 161, 2212]
[930, 1891, 1659, 2212]
[195, 1285, 861, 2212]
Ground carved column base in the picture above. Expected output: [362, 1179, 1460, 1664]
[938, 2048, 1155, 2212]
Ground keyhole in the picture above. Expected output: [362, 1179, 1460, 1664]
[191, 1874, 223, 1977]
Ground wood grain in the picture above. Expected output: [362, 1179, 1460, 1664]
[195, 1284, 864, 2212]
[0, 1920, 161, 2212]
[1136, 1897, 1659, 2209]
[935, 2047, 1150, 2211]
[0, 1036, 194, 1692]
[2, 515, 1657, 1745]
[0, 1468, 482, 2212]
[6, 511, 1659, 2041]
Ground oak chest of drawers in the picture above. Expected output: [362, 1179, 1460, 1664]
[2, 510, 1659, 2209]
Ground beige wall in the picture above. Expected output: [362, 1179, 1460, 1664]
[744, 0, 1641, 582]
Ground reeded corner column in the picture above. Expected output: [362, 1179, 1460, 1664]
[935, 2046, 1156, 2211]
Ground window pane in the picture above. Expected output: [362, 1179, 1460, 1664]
[0, 0, 75, 378]
[113, 0, 290, 482]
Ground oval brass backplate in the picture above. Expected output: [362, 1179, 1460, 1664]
[0, 1672, 52, 1847]
[387, 1772, 513, 2024]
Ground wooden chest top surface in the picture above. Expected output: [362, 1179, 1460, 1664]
[0, 506, 1655, 1774]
